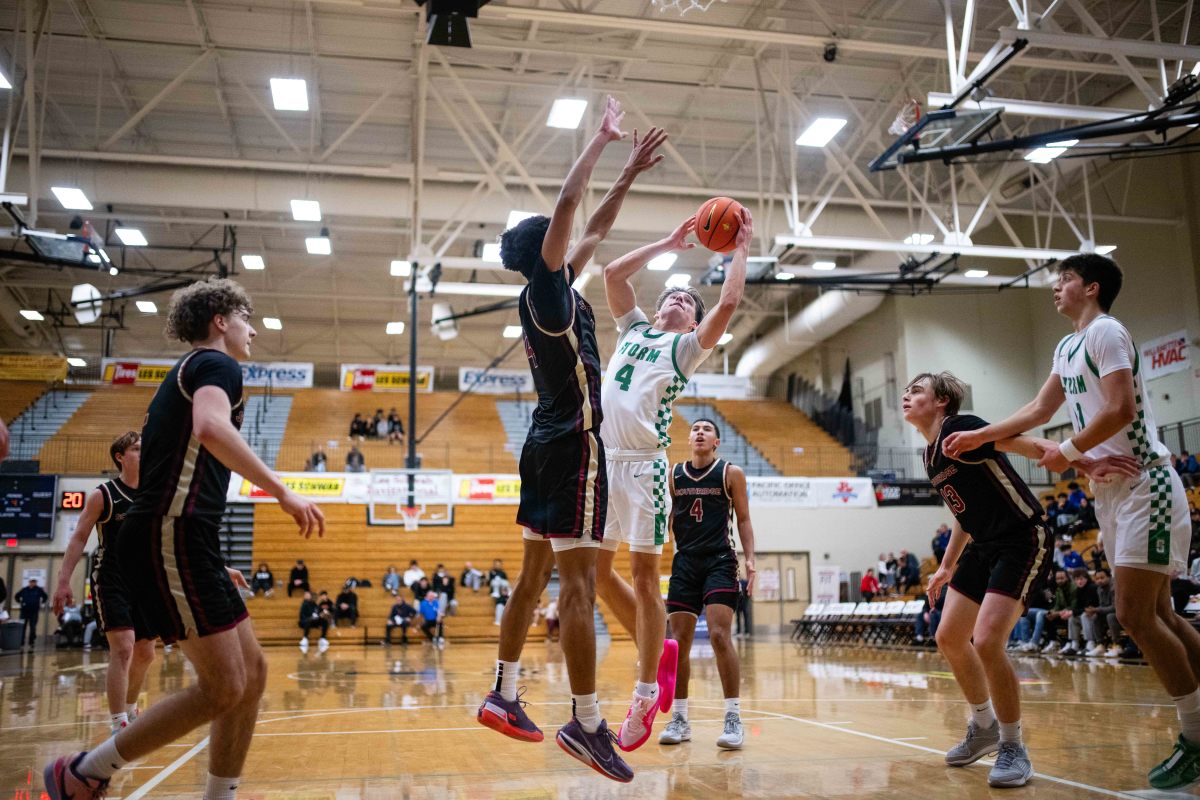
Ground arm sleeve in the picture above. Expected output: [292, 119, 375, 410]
[185, 351, 243, 405]
[1089, 319, 1134, 377]
[614, 306, 648, 334]
[526, 258, 574, 332]
[942, 415, 997, 461]
[674, 331, 713, 377]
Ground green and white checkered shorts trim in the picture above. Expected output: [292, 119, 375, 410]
[652, 458, 668, 546]
[1147, 465, 1173, 566]
[1126, 391, 1156, 467]
[654, 375, 689, 448]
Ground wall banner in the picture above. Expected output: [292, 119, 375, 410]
[241, 362, 314, 388]
[746, 477, 876, 508]
[0, 354, 68, 382]
[100, 357, 176, 386]
[339, 364, 434, 392]
[458, 367, 534, 394]
[1140, 329, 1189, 381]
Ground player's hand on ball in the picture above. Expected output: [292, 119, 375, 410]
[733, 207, 753, 252]
[666, 216, 697, 251]
[226, 567, 249, 590]
[52, 584, 73, 617]
[598, 95, 627, 142]
[625, 126, 667, 175]
[281, 490, 326, 538]
[942, 430, 984, 458]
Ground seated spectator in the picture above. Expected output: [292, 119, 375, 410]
[288, 559, 310, 597]
[1170, 568, 1199, 616]
[931, 524, 950, 564]
[57, 604, 85, 648]
[1043, 495, 1058, 525]
[387, 407, 405, 444]
[385, 597, 417, 645]
[885, 552, 899, 589]
[350, 413, 368, 440]
[1015, 573, 1054, 652]
[335, 584, 359, 627]
[491, 573, 511, 625]
[403, 560, 426, 589]
[897, 550, 920, 594]
[383, 566, 401, 596]
[411, 576, 432, 601]
[1088, 568, 1122, 657]
[1064, 568, 1099, 655]
[1175, 451, 1200, 488]
[461, 562, 484, 592]
[876, 552, 894, 592]
[251, 562, 274, 597]
[298, 591, 329, 652]
[860, 569, 880, 603]
[1041, 569, 1076, 653]
[1053, 493, 1078, 528]
[1059, 541, 1085, 570]
[1066, 481, 1087, 508]
[1066, 497, 1097, 536]
[346, 446, 366, 473]
[488, 559, 508, 586]
[1088, 538, 1110, 572]
[317, 590, 334, 622]
[310, 448, 327, 473]
[419, 590, 441, 643]
[372, 409, 386, 440]
[913, 589, 944, 644]
[432, 564, 457, 614]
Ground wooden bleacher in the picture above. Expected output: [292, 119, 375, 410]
[37, 386, 156, 474]
[248, 504, 670, 645]
[707, 398, 855, 476]
[278, 390, 517, 474]
[0, 381, 48, 424]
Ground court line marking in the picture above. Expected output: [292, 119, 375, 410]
[739, 706, 1142, 799]
[894, 737, 928, 741]
[250, 716, 772, 738]
[124, 737, 209, 800]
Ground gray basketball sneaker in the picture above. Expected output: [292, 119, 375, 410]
[659, 711, 692, 744]
[716, 712, 745, 750]
[988, 742, 1034, 787]
[945, 720, 1000, 766]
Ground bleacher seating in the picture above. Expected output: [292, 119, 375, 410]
[709, 398, 855, 476]
[8, 389, 93, 464]
[247, 503, 671, 645]
[0, 381, 48, 425]
[673, 402, 779, 477]
[36, 387, 155, 473]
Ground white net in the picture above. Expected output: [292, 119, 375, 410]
[888, 99, 923, 137]
[651, 0, 725, 14]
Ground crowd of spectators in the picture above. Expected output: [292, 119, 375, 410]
[349, 408, 405, 444]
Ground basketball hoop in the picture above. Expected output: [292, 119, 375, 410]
[888, 98, 923, 137]
[401, 505, 422, 532]
[650, 0, 725, 15]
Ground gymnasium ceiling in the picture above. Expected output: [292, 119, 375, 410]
[0, 0, 1195, 376]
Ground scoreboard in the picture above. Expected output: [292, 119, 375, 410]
[0, 475, 58, 539]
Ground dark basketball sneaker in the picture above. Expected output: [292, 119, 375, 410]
[44, 752, 110, 800]
[556, 717, 634, 783]
[477, 689, 543, 742]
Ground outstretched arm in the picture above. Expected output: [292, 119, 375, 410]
[566, 127, 668, 274]
[53, 488, 104, 615]
[603, 216, 695, 320]
[541, 96, 626, 273]
[944, 372, 1065, 458]
[1037, 369, 1137, 472]
[693, 207, 752, 349]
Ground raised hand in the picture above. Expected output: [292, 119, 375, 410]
[733, 206, 753, 252]
[598, 95, 627, 142]
[624, 126, 668, 175]
[665, 216, 697, 251]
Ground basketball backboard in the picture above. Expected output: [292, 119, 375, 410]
[869, 108, 1002, 172]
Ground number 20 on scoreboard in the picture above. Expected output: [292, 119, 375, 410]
[60, 491, 85, 510]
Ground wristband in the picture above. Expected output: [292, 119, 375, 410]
[1059, 438, 1084, 463]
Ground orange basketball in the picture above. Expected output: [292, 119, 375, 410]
[694, 196, 743, 253]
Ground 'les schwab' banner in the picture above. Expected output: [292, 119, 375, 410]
[101, 358, 314, 388]
[340, 364, 434, 392]
[1140, 329, 1190, 381]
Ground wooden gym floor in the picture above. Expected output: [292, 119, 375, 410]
[0, 635, 1193, 798]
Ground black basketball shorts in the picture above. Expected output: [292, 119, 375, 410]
[949, 523, 1053, 607]
[119, 514, 249, 644]
[517, 430, 607, 544]
[666, 550, 740, 616]
[91, 558, 154, 641]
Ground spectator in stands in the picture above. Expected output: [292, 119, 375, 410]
[403, 559, 425, 589]
[885, 552, 899, 589]
[387, 408, 405, 444]
[1174, 451, 1199, 488]
[1059, 541, 1085, 571]
[490, 572, 511, 625]
[931, 523, 951, 563]
[335, 583, 359, 627]
[251, 562, 274, 597]
[1192, 507, 1200, 544]
[350, 413, 368, 440]
[288, 559, 310, 597]
[461, 562, 483, 592]
[897, 549, 920, 594]
[1089, 536, 1110, 572]
[1015, 573, 1054, 652]
[411, 575, 432, 602]
[1041, 569, 1076, 653]
[913, 589, 944, 644]
[1066, 497, 1098, 537]
[385, 597, 417, 645]
[876, 553, 894, 592]
[1170, 568, 1199, 616]
[1053, 493, 1078, 529]
[432, 564, 457, 615]
[346, 445, 366, 473]
[16, 579, 47, 647]
[419, 590, 441, 644]
[488, 559, 508, 586]
[1087, 568, 1119, 657]
[860, 569, 880, 603]
[372, 409, 386, 440]
[1043, 495, 1059, 526]
[1063, 568, 1099, 656]
[298, 591, 329, 652]
[1067, 481, 1087, 508]
[310, 448, 327, 473]
[317, 590, 334, 621]
[383, 566, 401, 596]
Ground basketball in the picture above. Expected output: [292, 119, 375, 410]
[694, 196, 744, 253]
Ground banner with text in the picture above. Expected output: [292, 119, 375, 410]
[746, 477, 876, 508]
[100, 357, 176, 386]
[1141, 329, 1190, 381]
[0, 354, 68, 382]
[458, 367, 535, 394]
[339, 364, 434, 392]
[812, 565, 842, 604]
[241, 361, 314, 388]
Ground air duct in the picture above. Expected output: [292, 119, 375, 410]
[735, 291, 884, 378]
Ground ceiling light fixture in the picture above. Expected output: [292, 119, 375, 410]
[481, 242, 502, 263]
[795, 117, 848, 148]
[20, 309, 43, 321]
[664, 273, 691, 289]
[115, 227, 147, 246]
[903, 233, 936, 246]
[775, 271, 795, 281]
[811, 261, 837, 271]
[242, 254, 265, 270]
[1094, 245, 1117, 255]
[547, 98, 588, 129]
[262, 317, 283, 330]
[390, 260, 412, 277]
[717, 333, 733, 346]
[386, 321, 406, 335]
[51, 187, 92, 210]
[964, 269, 989, 278]
[291, 199, 321, 221]
[502, 325, 523, 338]
[1024, 139, 1078, 164]
[647, 253, 678, 271]
[66, 357, 87, 367]
[136, 301, 158, 313]
[506, 210, 538, 230]
[270, 78, 309, 111]
[306, 228, 332, 255]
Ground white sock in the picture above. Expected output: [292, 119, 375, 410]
[635, 680, 658, 700]
[77, 736, 128, 780]
[675, 698, 689, 721]
[970, 699, 996, 728]
[572, 693, 601, 734]
[1173, 689, 1200, 743]
[204, 772, 239, 800]
[999, 719, 1022, 744]
[110, 712, 128, 728]
[495, 660, 519, 702]
[725, 697, 741, 716]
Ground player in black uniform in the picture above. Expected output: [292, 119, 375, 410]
[53, 431, 155, 735]
[659, 419, 755, 750]
[476, 97, 666, 784]
[44, 278, 325, 800]
[904, 372, 1138, 789]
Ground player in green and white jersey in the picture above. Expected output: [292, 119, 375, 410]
[944, 253, 1200, 790]
[596, 207, 752, 752]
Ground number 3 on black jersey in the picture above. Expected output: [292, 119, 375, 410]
[940, 485, 966, 514]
